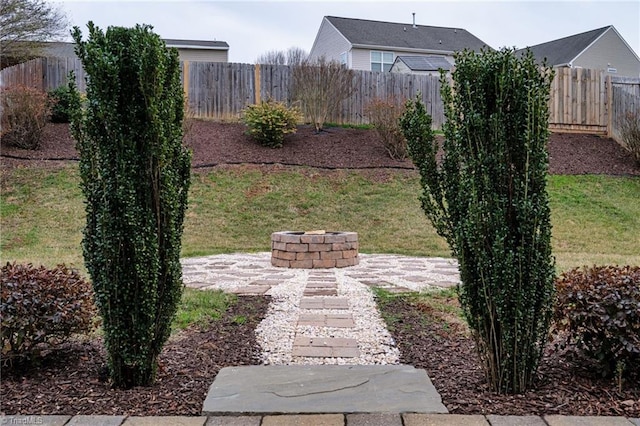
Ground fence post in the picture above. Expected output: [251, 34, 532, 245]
[254, 64, 261, 104]
[606, 74, 612, 137]
[182, 60, 190, 103]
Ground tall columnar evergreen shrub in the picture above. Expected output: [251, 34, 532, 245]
[70, 23, 191, 388]
[400, 48, 556, 394]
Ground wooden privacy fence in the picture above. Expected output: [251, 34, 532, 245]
[0, 58, 446, 128]
[184, 62, 446, 128]
[0, 57, 87, 92]
[608, 76, 640, 143]
[1, 57, 637, 137]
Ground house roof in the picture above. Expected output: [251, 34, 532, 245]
[38, 39, 229, 58]
[163, 39, 229, 50]
[516, 26, 611, 66]
[393, 55, 453, 71]
[325, 16, 490, 53]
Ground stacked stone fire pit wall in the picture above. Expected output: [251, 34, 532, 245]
[271, 231, 359, 268]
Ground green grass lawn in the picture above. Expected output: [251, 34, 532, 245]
[1, 165, 638, 274]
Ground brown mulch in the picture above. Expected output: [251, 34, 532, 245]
[0, 296, 270, 416]
[1, 120, 639, 417]
[1, 121, 639, 175]
[379, 296, 640, 417]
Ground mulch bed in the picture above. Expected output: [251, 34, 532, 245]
[379, 296, 640, 417]
[1, 121, 639, 176]
[1, 296, 270, 416]
[1, 121, 639, 416]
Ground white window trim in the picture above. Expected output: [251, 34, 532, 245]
[370, 51, 394, 72]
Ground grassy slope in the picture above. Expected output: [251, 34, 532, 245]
[1, 165, 638, 273]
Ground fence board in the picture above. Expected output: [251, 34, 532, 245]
[609, 77, 640, 143]
[1, 58, 634, 137]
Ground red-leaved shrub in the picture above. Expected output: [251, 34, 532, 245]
[554, 265, 640, 378]
[0, 263, 96, 365]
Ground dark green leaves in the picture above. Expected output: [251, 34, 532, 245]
[401, 48, 556, 394]
[70, 23, 191, 389]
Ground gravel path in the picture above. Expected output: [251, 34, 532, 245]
[181, 252, 460, 366]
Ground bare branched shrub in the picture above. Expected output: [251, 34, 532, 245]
[619, 111, 640, 166]
[365, 97, 407, 160]
[0, 85, 50, 149]
[291, 58, 359, 132]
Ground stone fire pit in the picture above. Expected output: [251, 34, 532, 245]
[271, 230, 359, 268]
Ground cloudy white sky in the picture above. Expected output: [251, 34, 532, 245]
[54, 0, 640, 64]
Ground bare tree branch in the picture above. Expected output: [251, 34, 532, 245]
[0, 0, 69, 67]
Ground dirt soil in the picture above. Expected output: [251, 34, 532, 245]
[1, 121, 639, 417]
[1, 121, 639, 175]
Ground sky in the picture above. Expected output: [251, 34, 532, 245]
[53, 0, 640, 64]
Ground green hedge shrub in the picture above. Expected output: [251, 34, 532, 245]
[0, 85, 50, 150]
[400, 48, 556, 394]
[71, 22, 191, 389]
[555, 265, 640, 378]
[242, 99, 301, 148]
[0, 263, 96, 365]
[47, 79, 80, 123]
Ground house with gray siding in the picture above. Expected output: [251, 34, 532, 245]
[163, 39, 229, 62]
[516, 25, 640, 77]
[309, 16, 490, 72]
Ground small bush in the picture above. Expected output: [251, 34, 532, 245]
[242, 99, 301, 148]
[365, 97, 407, 160]
[554, 265, 640, 377]
[47, 82, 79, 123]
[0, 85, 50, 150]
[619, 111, 640, 166]
[0, 263, 96, 364]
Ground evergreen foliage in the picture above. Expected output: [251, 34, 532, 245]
[70, 22, 191, 388]
[400, 48, 556, 393]
[241, 99, 301, 148]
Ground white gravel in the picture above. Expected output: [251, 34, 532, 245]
[181, 252, 460, 366]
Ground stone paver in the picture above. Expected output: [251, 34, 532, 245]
[486, 415, 548, 426]
[261, 414, 344, 426]
[202, 365, 448, 415]
[67, 415, 127, 426]
[303, 288, 338, 296]
[292, 342, 360, 358]
[123, 416, 207, 426]
[346, 413, 403, 425]
[305, 281, 337, 288]
[299, 297, 349, 309]
[206, 416, 262, 426]
[628, 419, 640, 426]
[403, 414, 489, 426]
[544, 416, 635, 426]
[298, 313, 355, 328]
[229, 285, 271, 295]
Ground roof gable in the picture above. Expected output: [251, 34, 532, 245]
[394, 55, 452, 71]
[516, 26, 610, 65]
[163, 39, 229, 50]
[325, 16, 490, 53]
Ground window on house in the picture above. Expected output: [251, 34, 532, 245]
[340, 52, 347, 66]
[371, 51, 394, 72]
